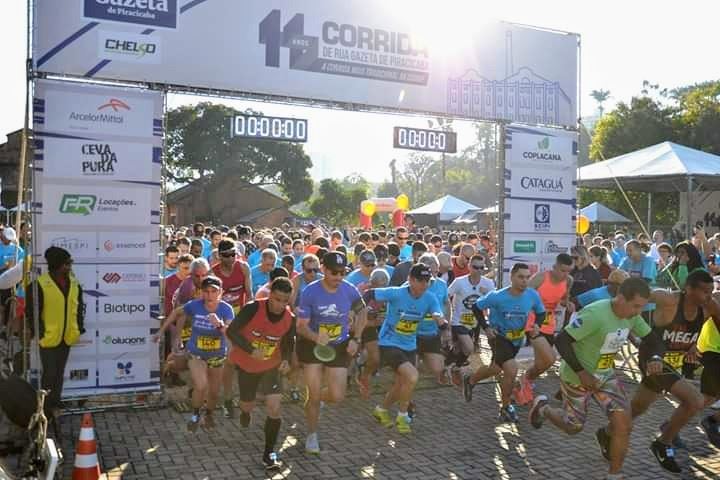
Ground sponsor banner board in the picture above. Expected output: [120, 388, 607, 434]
[503, 199, 576, 235]
[97, 327, 150, 355]
[98, 355, 152, 387]
[505, 125, 578, 170]
[63, 359, 97, 392]
[97, 263, 154, 290]
[39, 230, 98, 260]
[97, 295, 155, 323]
[98, 231, 154, 259]
[34, 1, 578, 127]
[505, 166, 576, 202]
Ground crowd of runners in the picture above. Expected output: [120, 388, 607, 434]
[153, 220, 720, 479]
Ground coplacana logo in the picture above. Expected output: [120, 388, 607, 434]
[84, 0, 178, 29]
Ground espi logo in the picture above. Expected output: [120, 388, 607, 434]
[520, 176, 564, 193]
[81, 144, 118, 174]
[103, 335, 146, 345]
[51, 236, 89, 251]
[533, 203, 551, 232]
[104, 303, 146, 314]
[84, 0, 178, 29]
[104, 37, 157, 57]
[59, 194, 136, 215]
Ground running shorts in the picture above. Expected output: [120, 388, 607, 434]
[237, 366, 282, 402]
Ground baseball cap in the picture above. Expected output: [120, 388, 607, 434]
[359, 250, 377, 266]
[201, 276, 223, 290]
[323, 251, 348, 271]
[409, 263, 432, 281]
[3, 227, 17, 242]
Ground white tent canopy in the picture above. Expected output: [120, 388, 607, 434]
[453, 205, 499, 224]
[408, 195, 481, 223]
[580, 202, 632, 224]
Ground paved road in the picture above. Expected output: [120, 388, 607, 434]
[56, 367, 720, 480]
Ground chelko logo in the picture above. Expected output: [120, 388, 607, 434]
[84, 0, 178, 29]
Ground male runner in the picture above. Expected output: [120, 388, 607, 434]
[415, 253, 451, 385]
[251, 249, 278, 297]
[356, 269, 390, 399]
[630, 270, 716, 472]
[226, 277, 295, 471]
[462, 263, 545, 423]
[698, 289, 720, 447]
[296, 252, 367, 454]
[365, 264, 445, 433]
[529, 278, 665, 480]
[516, 254, 575, 404]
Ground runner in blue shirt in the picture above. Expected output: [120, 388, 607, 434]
[251, 249, 277, 296]
[364, 264, 446, 434]
[462, 263, 546, 423]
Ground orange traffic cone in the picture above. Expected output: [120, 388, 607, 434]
[72, 413, 102, 480]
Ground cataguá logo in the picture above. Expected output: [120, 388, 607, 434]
[520, 176, 564, 193]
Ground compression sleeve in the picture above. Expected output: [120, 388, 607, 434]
[225, 302, 260, 353]
[533, 312, 546, 328]
[638, 329, 666, 359]
[471, 303, 489, 329]
[555, 330, 584, 373]
[280, 317, 296, 362]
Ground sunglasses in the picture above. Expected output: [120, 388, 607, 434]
[219, 251, 236, 258]
[304, 268, 319, 274]
[471, 264, 484, 270]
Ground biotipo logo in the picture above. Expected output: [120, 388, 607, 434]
[84, 0, 178, 29]
[59, 194, 96, 215]
[104, 303, 146, 315]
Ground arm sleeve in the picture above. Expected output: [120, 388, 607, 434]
[280, 316, 296, 362]
[225, 302, 260, 353]
[471, 303, 489, 329]
[555, 330, 584, 372]
[638, 328, 665, 359]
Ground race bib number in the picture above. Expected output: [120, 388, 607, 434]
[396, 319, 419, 335]
[505, 328, 525, 341]
[197, 335, 221, 351]
[251, 339, 277, 360]
[664, 351, 684, 371]
[181, 325, 192, 341]
[596, 353, 615, 370]
[461, 313, 476, 328]
[319, 323, 342, 342]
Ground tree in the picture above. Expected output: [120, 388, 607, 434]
[590, 89, 611, 116]
[674, 81, 720, 154]
[309, 179, 367, 226]
[376, 181, 399, 198]
[166, 102, 314, 204]
[398, 153, 435, 205]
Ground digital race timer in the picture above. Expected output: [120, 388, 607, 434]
[230, 114, 308, 142]
[393, 126, 457, 153]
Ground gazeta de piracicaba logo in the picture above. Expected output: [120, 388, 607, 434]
[59, 194, 97, 215]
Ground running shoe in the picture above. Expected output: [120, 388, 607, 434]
[222, 399, 235, 419]
[263, 452, 282, 471]
[515, 374, 534, 406]
[701, 415, 720, 448]
[659, 421, 687, 449]
[529, 395, 548, 429]
[356, 375, 370, 400]
[305, 433, 320, 455]
[499, 404, 519, 423]
[396, 414, 412, 434]
[595, 427, 611, 462]
[203, 413, 216, 430]
[407, 400, 417, 420]
[187, 414, 200, 432]
[372, 406, 393, 428]
[712, 399, 720, 409]
[462, 373, 474, 402]
[290, 388, 301, 403]
[649, 439, 681, 473]
[240, 411, 251, 428]
[450, 367, 463, 387]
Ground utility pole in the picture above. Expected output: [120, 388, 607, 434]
[390, 158, 397, 187]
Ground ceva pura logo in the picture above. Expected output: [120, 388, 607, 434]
[59, 195, 96, 215]
[98, 99, 130, 112]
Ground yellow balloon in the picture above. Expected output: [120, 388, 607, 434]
[361, 200, 376, 217]
[396, 194, 409, 211]
[576, 215, 590, 235]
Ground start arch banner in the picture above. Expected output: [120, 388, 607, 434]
[33, 0, 579, 127]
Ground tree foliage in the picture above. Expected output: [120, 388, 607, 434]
[309, 178, 368, 226]
[166, 102, 314, 204]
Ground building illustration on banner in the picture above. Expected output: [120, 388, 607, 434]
[447, 32, 573, 125]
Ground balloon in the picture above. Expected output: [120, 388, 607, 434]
[359, 213, 372, 229]
[392, 209, 405, 228]
[396, 194, 409, 211]
[361, 200, 376, 217]
[576, 215, 590, 235]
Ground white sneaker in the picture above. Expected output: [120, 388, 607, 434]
[711, 399, 720, 409]
[305, 433, 320, 455]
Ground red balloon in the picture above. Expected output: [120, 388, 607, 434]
[392, 209, 405, 228]
[359, 213, 372, 229]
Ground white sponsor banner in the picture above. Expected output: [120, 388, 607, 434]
[97, 295, 154, 323]
[34, 1, 578, 127]
[67, 329, 98, 361]
[41, 183, 152, 226]
[63, 359, 97, 392]
[505, 125, 578, 170]
[506, 166, 576, 202]
[501, 233, 576, 286]
[98, 355, 152, 387]
[98, 231, 153, 259]
[97, 327, 150, 355]
[98, 30, 162, 65]
[40, 230, 97, 260]
[38, 136, 159, 182]
[97, 264, 153, 290]
[504, 199, 575, 235]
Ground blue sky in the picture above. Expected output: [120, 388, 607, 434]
[2, 1, 719, 182]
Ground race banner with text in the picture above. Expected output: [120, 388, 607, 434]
[501, 124, 578, 286]
[32, 79, 162, 397]
[33, 0, 579, 128]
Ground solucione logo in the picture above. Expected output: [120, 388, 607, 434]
[59, 194, 96, 215]
[103, 335, 146, 345]
[534, 203, 551, 232]
[104, 303, 146, 315]
[50, 236, 90, 252]
[84, 0, 178, 29]
[520, 176, 564, 193]
[115, 361, 134, 379]
[81, 143, 118, 175]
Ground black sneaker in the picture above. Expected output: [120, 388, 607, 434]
[263, 452, 282, 471]
[290, 389, 301, 403]
[595, 427, 611, 462]
[499, 404, 519, 423]
[462, 373, 474, 403]
[240, 411, 251, 428]
[222, 400, 235, 419]
[660, 421, 687, 449]
[407, 400, 417, 420]
[529, 395, 548, 429]
[650, 439, 681, 473]
[701, 415, 720, 448]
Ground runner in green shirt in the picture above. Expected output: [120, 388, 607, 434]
[529, 278, 665, 480]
